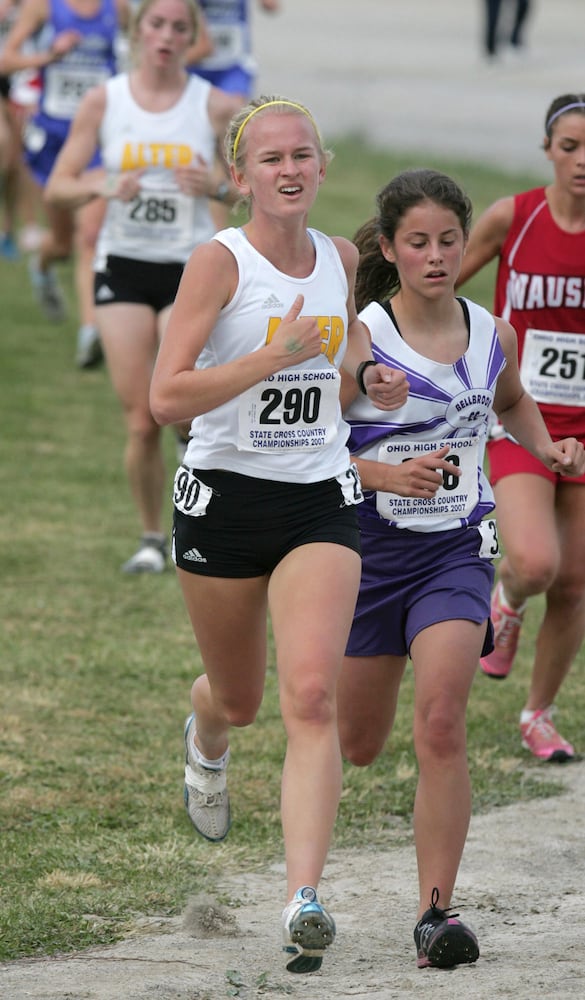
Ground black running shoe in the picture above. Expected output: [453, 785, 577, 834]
[414, 887, 479, 969]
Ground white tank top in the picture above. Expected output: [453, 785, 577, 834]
[184, 226, 353, 483]
[95, 73, 216, 267]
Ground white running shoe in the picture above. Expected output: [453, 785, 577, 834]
[28, 254, 66, 322]
[76, 324, 103, 369]
[282, 886, 336, 973]
[183, 713, 231, 842]
[121, 535, 167, 574]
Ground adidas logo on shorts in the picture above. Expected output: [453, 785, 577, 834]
[183, 547, 207, 563]
[96, 284, 115, 302]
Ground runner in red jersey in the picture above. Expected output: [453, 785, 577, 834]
[457, 92, 585, 762]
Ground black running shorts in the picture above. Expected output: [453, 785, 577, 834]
[173, 467, 362, 578]
[94, 255, 184, 313]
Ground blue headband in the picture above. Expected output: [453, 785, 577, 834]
[546, 101, 585, 132]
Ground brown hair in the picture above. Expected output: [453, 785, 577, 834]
[354, 168, 472, 312]
[544, 93, 585, 148]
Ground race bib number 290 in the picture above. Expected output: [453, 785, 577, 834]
[238, 369, 340, 452]
[173, 467, 214, 517]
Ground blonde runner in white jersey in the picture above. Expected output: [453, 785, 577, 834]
[149, 96, 409, 974]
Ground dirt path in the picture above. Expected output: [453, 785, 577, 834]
[2, 761, 584, 999]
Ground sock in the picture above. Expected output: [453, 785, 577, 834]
[500, 584, 527, 614]
[189, 727, 229, 771]
[142, 532, 166, 549]
[520, 706, 551, 724]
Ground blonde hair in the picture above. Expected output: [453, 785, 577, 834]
[130, 0, 201, 56]
[224, 95, 332, 171]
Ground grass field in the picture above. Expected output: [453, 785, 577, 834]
[1, 139, 582, 962]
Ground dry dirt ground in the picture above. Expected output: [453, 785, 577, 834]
[2, 761, 584, 1000]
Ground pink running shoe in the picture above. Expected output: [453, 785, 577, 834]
[520, 708, 575, 763]
[480, 581, 525, 679]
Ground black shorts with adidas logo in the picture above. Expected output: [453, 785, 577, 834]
[173, 467, 361, 578]
[94, 255, 185, 313]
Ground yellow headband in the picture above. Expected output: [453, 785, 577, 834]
[231, 100, 322, 162]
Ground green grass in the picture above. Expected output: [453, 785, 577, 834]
[1, 138, 581, 962]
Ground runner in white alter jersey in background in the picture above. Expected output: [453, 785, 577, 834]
[45, 0, 241, 572]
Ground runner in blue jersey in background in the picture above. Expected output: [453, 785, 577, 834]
[0, 0, 127, 366]
[184, 1, 279, 226]
[187, 0, 279, 100]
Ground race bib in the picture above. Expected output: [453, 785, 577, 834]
[44, 65, 109, 118]
[376, 437, 480, 524]
[520, 329, 585, 406]
[337, 463, 364, 507]
[478, 517, 500, 559]
[238, 368, 340, 452]
[173, 467, 214, 517]
[202, 23, 245, 67]
[111, 188, 194, 245]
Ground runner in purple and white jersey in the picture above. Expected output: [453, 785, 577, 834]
[337, 168, 584, 971]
